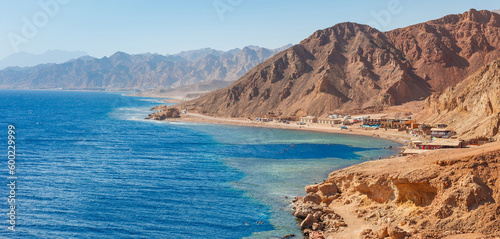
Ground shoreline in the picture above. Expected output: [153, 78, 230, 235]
[149, 112, 500, 238]
[154, 113, 411, 146]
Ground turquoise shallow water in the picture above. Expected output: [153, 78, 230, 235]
[0, 90, 400, 238]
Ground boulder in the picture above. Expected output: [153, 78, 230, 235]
[305, 184, 320, 193]
[300, 214, 317, 230]
[388, 226, 409, 239]
[318, 183, 338, 196]
[308, 231, 324, 239]
[304, 192, 322, 205]
[376, 226, 389, 239]
[293, 200, 323, 219]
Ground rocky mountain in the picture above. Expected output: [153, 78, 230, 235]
[173, 45, 291, 62]
[417, 59, 500, 139]
[0, 50, 88, 70]
[386, 9, 500, 91]
[0, 46, 290, 90]
[173, 48, 235, 62]
[175, 9, 500, 118]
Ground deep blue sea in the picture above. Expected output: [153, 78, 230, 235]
[0, 90, 400, 239]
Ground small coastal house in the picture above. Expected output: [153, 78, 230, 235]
[299, 116, 317, 124]
[393, 119, 416, 130]
[430, 128, 456, 138]
[418, 139, 463, 150]
[468, 137, 491, 146]
[363, 118, 381, 127]
[411, 124, 433, 136]
[379, 118, 400, 129]
[317, 118, 341, 125]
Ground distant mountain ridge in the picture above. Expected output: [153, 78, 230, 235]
[172, 45, 291, 62]
[0, 45, 292, 90]
[174, 9, 500, 117]
[0, 50, 88, 70]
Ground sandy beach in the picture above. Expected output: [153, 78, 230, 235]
[156, 112, 413, 145]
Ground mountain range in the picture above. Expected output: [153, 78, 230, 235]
[0, 50, 88, 70]
[0, 45, 291, 90]
[176, 9, 500, 117]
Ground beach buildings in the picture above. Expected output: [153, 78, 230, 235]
[414, 139, 463, 150]
[317, 118, 341, 125]
[379, 118, 416, 130]
[362, 118, 417, 130]
[363, 118, 381, 127]
[299, 116, 317, 124]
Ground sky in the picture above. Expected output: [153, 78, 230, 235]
[0, 0, 498, 60]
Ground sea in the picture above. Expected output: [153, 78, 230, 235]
[0, 90, 400, 239]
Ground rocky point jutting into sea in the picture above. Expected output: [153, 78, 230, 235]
[147, 9, 500, 239]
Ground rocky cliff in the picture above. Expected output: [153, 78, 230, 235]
[175, 9, 500, 117]
[293, 142, 500, 238]
[0, 46, 289, 90]
[417, 59, 500, 140]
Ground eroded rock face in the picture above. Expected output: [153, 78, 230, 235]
[293, 148, 500, 238]
[417, 59, 500, 140]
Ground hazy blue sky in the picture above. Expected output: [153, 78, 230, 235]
[0, 0, 498, 59]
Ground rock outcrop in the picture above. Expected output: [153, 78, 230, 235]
[417, 59, 500, 140]
[147, 107, 180, 120]
[176, 9, 500, 118]
[293, 143, 500, 238]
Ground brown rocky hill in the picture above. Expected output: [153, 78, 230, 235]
[174, 9, 500, 118]
[417, 59, 500, 140]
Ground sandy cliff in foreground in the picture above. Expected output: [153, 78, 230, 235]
[293, 142, 500, 239]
